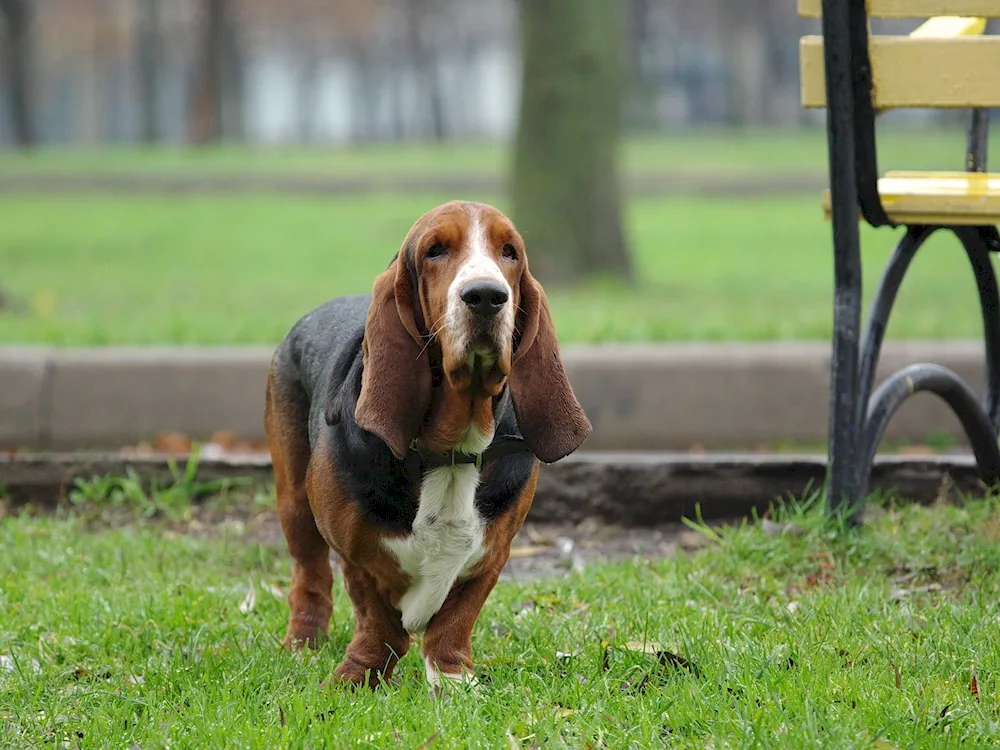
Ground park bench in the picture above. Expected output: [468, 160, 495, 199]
[798, 0, 1000, 519]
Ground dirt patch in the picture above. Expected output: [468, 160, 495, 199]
[501, 519, 714, 581]
[2, 492, 717, 582]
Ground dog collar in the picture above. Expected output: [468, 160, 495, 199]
[407, 386, 531, 469]
[410, 434, 531, 470]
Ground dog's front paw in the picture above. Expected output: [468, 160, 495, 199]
[326, 656, 391, 690]
[424, 658, 480, 701]
[283, 622, 327, 651]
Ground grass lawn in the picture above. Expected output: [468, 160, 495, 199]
[3, 487, 1000, 747]
[0, 127, 981, 178]
[0, 191, 990, 345]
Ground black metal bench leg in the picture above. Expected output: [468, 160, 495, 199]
[850, 225, 937, 497]
[848, 224, 1000, 503]
[956, 225, 1000, 430]
[826, 224, 864, 517]
[820, 0, 865, 517]
[855, 226, 938, 427]
[858, 364, 1000, 499]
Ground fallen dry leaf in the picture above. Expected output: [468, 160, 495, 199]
[624, 641, 662, 655]
[898, 444, 934, 456]
[621, 641, 701, 676]
[200, 443, 226, 459]
[210, 430, 239, 449]
[523, 527, 557, 546]
[152, 431, 192, 453]
[508, 546, 549, 559]
[890, 583, 943, 601]
[239, 579, 257, 615]
[264, 583, 285, 600]
[416, 731, 441, 749]
[892, 664, 903, 689]
[556, 537, 575, 557]
[761, 519, 807, 537]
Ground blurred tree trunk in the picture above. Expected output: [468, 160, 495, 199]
[405, 0, 446, 141]
[350, 44, 378, 142]
[512, 0, 632, 284]
[0, 0, 35, 147]
[188, 0, 242, 143]
[624, 0, 655, 131]
[296, 47, 320, 143]
[136, 0, 161, 143]
[219, 8, 244, 141]
[719, 0, 769, 126]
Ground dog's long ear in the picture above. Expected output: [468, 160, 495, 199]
[508, 269, 592, 463]
[353, 251, 432, 459]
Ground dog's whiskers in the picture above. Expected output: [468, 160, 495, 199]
[417, 320, 445, 360]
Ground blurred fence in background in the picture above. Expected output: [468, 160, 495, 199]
[0, 0, 949, 147]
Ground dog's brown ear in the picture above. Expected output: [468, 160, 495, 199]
[508, 270, 592, 463]
[353, 252, 432, 459]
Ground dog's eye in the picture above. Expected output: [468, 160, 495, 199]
[501, 243, 518, 262]
[426, 243, 447, 260]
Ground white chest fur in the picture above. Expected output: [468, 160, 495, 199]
[383, 463, 486, 634]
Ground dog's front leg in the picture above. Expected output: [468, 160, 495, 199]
[420, 568, 501, 695]
[329, 560, 411, 690]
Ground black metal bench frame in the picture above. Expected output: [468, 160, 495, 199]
[819, 0, 1000, 520]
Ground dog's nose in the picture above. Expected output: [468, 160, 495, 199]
[460, 281, 508, 317]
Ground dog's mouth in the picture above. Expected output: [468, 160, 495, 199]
[444, 340, 510, 396]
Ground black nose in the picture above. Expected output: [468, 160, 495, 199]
[460, 280, 508, 317]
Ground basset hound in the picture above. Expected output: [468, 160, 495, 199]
[264, 200, 592, 692]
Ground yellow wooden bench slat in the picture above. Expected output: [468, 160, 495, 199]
[801, 35, 1000, 109]
[799, 0, 1000, 18]
[910, 15, 987, 37]
[821, 172, 1000, 225]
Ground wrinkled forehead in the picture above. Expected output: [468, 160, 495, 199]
[405, 202, 520, 253]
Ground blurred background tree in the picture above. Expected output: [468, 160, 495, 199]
[511, 0, 632, 285]
[189, 0, 244, 144]
[0, 0, 847, 150]
[0, 0, 34, 147]
[136, 0, 162, 143]
[0, 0, 972, 351]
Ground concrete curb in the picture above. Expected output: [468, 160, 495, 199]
[0, 342, 988, 451]
[0, 451, 984, 526]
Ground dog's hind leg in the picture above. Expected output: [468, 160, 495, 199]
[265, 362, 333, 649]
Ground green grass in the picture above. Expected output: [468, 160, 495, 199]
[0, 127, 982, 177]
[0, 191, 990, 345]
[4, 489, 1000, 747]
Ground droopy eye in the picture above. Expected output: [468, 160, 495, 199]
[501, 243, 518, 262]
[426, 243, 448, 260]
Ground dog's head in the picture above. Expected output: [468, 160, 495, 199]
[348, 200, 591, 463]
